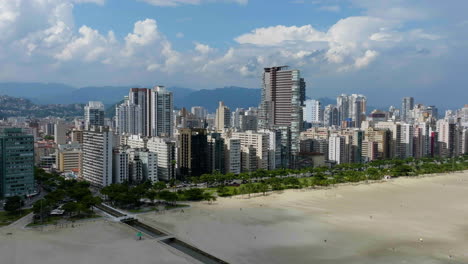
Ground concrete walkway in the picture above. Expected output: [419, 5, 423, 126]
[8, 212, 33, 229]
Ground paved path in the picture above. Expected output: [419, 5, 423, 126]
[8, 212, 33, 229]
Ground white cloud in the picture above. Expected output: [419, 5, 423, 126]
[235, 25, 327, 46]
[176, 32, 184, 38]
[0, 0, 463, 105]
[55, 26, 116, 62]
[138, 0, 247, 7]
[72, 0, 106, 5]
[194, 42, 215, 54]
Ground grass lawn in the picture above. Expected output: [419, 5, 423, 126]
[0, 209, 33, 227]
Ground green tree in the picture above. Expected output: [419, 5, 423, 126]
[203, 192, 216, 204]
[258, 183, 269, 196]
[4, 196, 23, 214]
[153, 181, 167, 194]
[62, 202, 78, 216]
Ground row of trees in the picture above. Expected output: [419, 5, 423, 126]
[101, 155, 468, 208]
[100, 181, 216, 209]
[32, 169, 102, 224]
[200, 155, 468, 198]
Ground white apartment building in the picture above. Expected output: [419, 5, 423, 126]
[328, 134, 345, 164]
[147, 137, 176, 181]
[231, 131, 269, 170]
[303, 99, 322, 125]
[82, 126, 113, 187]
[84, 101, 105, 130]
[113, 148, 129, 184]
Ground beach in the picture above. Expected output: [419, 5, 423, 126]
[140, 171, 468, 264]
[0, 218, 194, 264]
[2, 171, 468, 264]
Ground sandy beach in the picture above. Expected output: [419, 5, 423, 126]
[139, 171, 468, 264]
[0, 218, 194, 264]
[2, 171, 468, 264]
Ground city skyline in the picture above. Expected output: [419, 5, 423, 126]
[1, 1, 467, 107]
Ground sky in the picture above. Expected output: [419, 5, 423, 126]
[1, 0, 467, 107]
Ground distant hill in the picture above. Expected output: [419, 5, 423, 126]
[0, 82, 261, 113]
[0, 95, 84, 118]
[176, 86, 261, 112]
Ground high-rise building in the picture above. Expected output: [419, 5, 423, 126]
[115, 96, 143, 135]
[328, 134, 345, 164]
[215, 101, 231, 132]
[147, 137, 176, 181]
[71, 129, 84, 144]
[401, 124, 414, 158]
[349, 94, 367, 128]
[460, 105, 468, 127]
[151, 86, 174, 138]
[303, 99, 323, 125]
[82, 126, 113, 187]
[231, 131, 269, 171]
[0, 128, 35, 198]
[231, 108, 245, 130]
[401, 97, 415, 122]
[112, 148, 129, 184]
[84, 101, 105, 130]
[436, 119, 456, 157]
[177, 128, 209, 177]
[224, 138, 241, 174]
[208, 133, 225, 174]
[129, 88, 152, 136]
[191, 106, 207, 119]
[324, 105, 339, 127]
[54, 121, 67, 145]
[258, 66, 306, 155]
[56, 143, 82, 175]
[336, 95, 350, 125]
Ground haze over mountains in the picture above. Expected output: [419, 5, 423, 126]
[0, 82, 265, 112]
[0, 82, 343, 113]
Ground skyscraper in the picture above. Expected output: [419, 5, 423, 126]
[336, 94, 350, 125]
[324, 105, 339, 127]
[303, 99, 323, 125]
[191, 106, 207, 119]
[84, 101, 105, 129]
[215, 101, 231, 132]
[0, 128, 35, 198]
[151, 86, 174, 138]
[258, 66, 306, 155]
[129, 88, 152, 136]
[401, 97, 415, 122]
[115, 96, 143, 135]
[54, 121, 67, 145]
[349, 94, 367, 128]
[177, 128, 209, 177]
[82, 126, 113, 187]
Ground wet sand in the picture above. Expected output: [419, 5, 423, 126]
[140, 171, 468, 264]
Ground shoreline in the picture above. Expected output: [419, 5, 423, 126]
[139, 171, 468, 264]
[205, 169, 468, 202]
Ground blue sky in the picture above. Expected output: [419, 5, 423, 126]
[1, 0, 468, 107]
[73, 1, 356, 51]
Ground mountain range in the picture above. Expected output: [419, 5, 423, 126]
[0, 82, 265, 112]
[0, 82, 343, 115]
